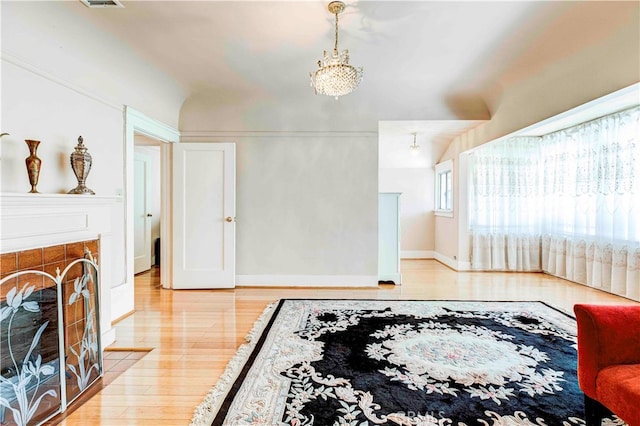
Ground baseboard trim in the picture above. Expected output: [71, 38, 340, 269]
[401, 250, 435, 259]
[110, 282, 135, 323]
[111, 309, 135, 326]
[104, 346, 154, 352]
[431, 252, 472, 271]
[236, 275, 378, 287]
[102, 327, 116, 348]
[456, 260, 472, 271]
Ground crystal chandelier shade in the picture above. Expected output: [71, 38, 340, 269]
[310, 1, 363, 99]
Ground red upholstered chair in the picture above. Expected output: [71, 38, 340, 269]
[574, 304, 640, 426]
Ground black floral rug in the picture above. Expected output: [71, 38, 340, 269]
[191, 300, 626, 426]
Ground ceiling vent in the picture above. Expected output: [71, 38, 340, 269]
[80, 0, 124, 8]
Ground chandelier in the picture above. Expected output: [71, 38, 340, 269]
[410, 133, 420, 155]
[310, 1, 363, 99]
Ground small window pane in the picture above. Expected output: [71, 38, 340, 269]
[445, 171, 452, 210]
[439, 173, 447, 209]
[435, 160, 453, 215]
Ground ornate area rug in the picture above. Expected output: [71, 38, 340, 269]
[191, 300, 626, 426]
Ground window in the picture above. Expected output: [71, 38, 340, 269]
[435, 160, 453, 217]
[468, 106, 640, 243]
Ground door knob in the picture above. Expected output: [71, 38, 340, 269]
[226, 217, 233, 222]
[146, 214, 153, 217]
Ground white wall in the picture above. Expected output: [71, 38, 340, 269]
[1, 1, 185, 128]
[1, 60, 127, 290]
[1, 62, 123, 197]
[1, 2, 184, 320]
[379, 168, 434, 257]
[180, 131, 379, 284]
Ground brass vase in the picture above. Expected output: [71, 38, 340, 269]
[24, 139, 42, 193]
[68, 136, 95, 195]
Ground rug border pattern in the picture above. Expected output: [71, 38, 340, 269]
[189, 300, 281, 426]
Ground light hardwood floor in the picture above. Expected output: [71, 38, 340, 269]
[57, 260, 638, 425]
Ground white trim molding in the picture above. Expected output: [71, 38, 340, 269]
[125, 107, 179, 294]
[127, 107, 181, 144]
[401, 250, 435, 259]
[181, 130, 377, 141]
[236, 275, 378, 287]
[456, 260, 472, 271]
[434, 159, 454, 217]
[1, 51, 121, 111]
[0, 193, 120, 252]
[432, 252, 457, 270]
[431, 251, 472, 271]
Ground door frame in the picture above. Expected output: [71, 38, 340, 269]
[125, 107, 180, 293]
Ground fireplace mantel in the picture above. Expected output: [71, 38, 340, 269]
[1, 192, 120, 347]
[1, 193, 121, 252]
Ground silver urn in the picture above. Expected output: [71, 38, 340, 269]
[68, 135, 95, 195]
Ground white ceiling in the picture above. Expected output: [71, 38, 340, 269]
[59, 0, 635, 167]
[378, 120, 484, 168]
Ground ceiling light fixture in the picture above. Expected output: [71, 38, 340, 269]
[80, 0, 124, 8]
[310, 1, 363, 100]
[410, 133, 420, 155]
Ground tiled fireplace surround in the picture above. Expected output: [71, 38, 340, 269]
[1, 239, 100, 352]
[1, 239, 99, 282]
[0, 193, 117, 347]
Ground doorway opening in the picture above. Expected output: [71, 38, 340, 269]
[134, 134, 162, 277]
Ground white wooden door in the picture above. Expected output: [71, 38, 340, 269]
[172, 143, 235, 289]
[134, 152, 152, 274]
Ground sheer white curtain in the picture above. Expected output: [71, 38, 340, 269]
[469, 137, 543, 271]
[540, 107, 640, 300]
[469, 106, 640, 301]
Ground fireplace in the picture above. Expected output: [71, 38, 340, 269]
[1, 241, 103, 425]
[1, 193, 117, 425]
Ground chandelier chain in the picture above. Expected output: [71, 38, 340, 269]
[334, 9, 339, 53]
